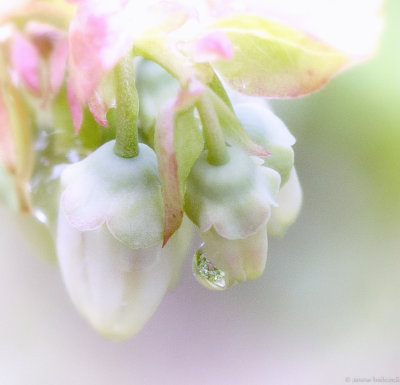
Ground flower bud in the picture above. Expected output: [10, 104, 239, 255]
[184, 146, 280, 239]
[60, 140, 164, 248]
[200, 223, 268, 285]
[56, 140, 195, 338]
[234, 102, 295, 186]
[57, 207, 193, 339]
[185, 146, 280, 284]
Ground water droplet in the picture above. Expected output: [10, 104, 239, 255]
[192, 245, 228, 290]
[30, 129, 86, 234]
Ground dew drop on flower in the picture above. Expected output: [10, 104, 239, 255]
[192, 245, 229, 290]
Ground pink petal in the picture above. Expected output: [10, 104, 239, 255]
[191, 31, 233, 62]
[68, 0, 196, 104]
[11, 34, 40, 94]
[67, 80, 83, 132]
[88, 92, 109, 127]
[68, 1, 137, 104]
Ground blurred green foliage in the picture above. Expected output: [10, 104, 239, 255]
[273, 0, 400, 226]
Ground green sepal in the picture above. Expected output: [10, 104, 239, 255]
[174, 107, 204, 196]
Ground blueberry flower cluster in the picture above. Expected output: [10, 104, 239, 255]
[0, 0, 382, 338]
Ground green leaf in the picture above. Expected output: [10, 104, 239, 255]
[174, 107, 204, 194]
[211, 14, 350, 97]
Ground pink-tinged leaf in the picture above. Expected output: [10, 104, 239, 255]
[88, 92, 109, 127]
[210, 14, 350, 98]
[11, 34, 40, 94]
[227, 0, 383, 59]
[67, 80, 83, 132]
[155, 79, 205, 245]
[191, 30, 233, 63]
[49, 39, 68, 95]
[155, 104, 181, 246]
[87, 71, 116, 127]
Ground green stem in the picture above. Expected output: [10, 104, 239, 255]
[113, 53, 139, 158]
[196, 94, 229, 166]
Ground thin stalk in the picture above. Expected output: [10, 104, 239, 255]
[113, 53, 139, 158]
[196, 94, 229, 166]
